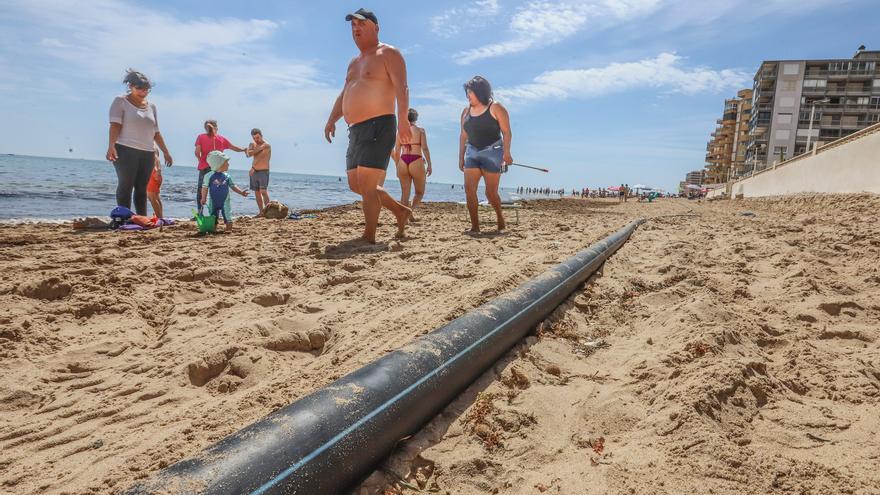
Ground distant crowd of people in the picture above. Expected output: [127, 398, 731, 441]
[516, 184, 634, 200]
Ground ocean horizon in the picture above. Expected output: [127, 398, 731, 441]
[0, 154, 536, 223]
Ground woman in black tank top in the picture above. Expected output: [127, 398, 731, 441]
[459, 76, 513, 233]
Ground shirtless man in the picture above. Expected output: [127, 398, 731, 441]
[246, 128, 271, 215]
[324, 8, 412, 243]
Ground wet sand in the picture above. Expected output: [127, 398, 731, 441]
[1, 196, 879, 494]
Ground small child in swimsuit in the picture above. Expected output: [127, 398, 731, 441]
[146, 148, 164, 219]
[200, 151, 249, 232]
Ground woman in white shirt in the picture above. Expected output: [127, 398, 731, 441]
[106, 69, 173, 215]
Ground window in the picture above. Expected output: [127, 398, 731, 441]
[803, 79, 827, 88]
[782, 80, 797, 91]
[798, 111, 820, 123]
[773, 146, 788, 157]
[776, 113, 793, 124]
[783, 64, 800, 75]
[820, 128, 841, 138]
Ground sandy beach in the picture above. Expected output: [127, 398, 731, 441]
[2, 195, 879, 494]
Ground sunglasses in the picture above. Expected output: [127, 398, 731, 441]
[133, 85, 151, 92]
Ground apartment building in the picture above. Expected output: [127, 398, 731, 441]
[686, 170, 705, 185]
[705, 88, 753, 183]
[745, 46, 880, 171]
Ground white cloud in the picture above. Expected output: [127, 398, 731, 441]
[449, 0, 849, 64]
[497, 53, 749, 102]
[39, 38, 68, 48]
[3, 0, 279, 79]
[430, 0, 501, 38]
[454, 0, 661, 64]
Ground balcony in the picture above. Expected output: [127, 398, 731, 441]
[827, 69, 877, 79]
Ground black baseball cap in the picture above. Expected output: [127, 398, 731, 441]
[345, 8, 378, 24]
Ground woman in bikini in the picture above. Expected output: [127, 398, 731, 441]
[392, 108, 432, 222]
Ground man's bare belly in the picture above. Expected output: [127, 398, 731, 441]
[342, 80, 395, 125]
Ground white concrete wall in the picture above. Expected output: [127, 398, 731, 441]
[706, 188, 726, 199]
[732, 129, 880, 198]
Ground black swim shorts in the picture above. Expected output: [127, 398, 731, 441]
[346, 114, 396, 171]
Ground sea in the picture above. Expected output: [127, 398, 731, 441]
[0, 155, 538, 223]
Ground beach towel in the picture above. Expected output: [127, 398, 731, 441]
[118, 217, 175, 231]
[288, 212, 318, 220]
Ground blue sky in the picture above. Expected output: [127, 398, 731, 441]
[0, 0, 878, 191]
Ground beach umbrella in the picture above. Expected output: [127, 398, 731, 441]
[608, 186, 621, 191]
[632, 184, 649, 190]
[686, 184, 701, 190]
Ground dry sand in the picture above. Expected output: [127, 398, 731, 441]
[1, 195, 879, 494]
[360, 194, 880, 495]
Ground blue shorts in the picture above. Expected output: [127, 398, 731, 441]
[464, 140, 505, 173]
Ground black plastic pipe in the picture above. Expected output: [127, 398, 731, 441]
[125, 219, 644, 495]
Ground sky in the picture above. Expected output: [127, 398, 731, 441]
[0, 0, 878, 191]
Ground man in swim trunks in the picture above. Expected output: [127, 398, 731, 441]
[246, 128, 271, 216]
[324, 7, 412, 244]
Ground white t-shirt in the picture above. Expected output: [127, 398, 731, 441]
[109, 96, 158, 152]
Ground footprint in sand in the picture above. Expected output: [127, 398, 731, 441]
[251, 315, 333, 354]
[15, 277, 71, 300]
[252, 292, 291, 307]
[817, 301, 863, 317]
[186, 347, 262, 393]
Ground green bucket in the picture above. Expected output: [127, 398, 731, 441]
[193, 209, 216, 233]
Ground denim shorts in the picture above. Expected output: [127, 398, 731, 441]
[464, 139, 504, 173]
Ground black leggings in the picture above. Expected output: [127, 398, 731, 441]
[197, 167, 211, 207]
[113, 143, 154, 216]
